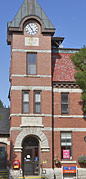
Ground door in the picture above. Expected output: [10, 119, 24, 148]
[22, 136, 39, 176]
[0, 143, 7, 169]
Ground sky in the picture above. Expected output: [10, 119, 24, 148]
[0, 0, 86, 107]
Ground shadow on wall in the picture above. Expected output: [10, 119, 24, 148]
[10, 141, 17, 168]
[78, 101, 86, 120]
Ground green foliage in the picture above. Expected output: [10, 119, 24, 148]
[0, 100, 4, 108]
[78, 155, 86, 163]
[71, 46, 86, 114]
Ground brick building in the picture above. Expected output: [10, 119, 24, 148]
[0, 0, 85, 178]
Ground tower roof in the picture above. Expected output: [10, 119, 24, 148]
[8, 0, 55, 30]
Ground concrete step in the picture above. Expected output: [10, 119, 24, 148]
[0, 170, 9, 179]
[22, 176, 46, 179]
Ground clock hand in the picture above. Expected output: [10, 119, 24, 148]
[29, 25, 34, 33]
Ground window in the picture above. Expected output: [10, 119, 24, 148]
[27, 53, 36, 75]
[34, 92, 41, 113]
[61, 93, 69, 114]
[61, 133, 72, 160]
[23, 91, 29, 113]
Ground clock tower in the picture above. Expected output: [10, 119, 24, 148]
[7, 0, 55, 178]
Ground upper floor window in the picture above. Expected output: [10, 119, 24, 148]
[22, 91, 29, 113]
[61, 93, 69, 114]
[34, 91, 41, 113]
[61, 132, 72, 160]
[27, 53, 36, 75]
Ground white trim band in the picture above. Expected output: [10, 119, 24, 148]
[61, 161, 76, 164]
[53, 88, 82, 93]
[11, 86, 52, 91]
[54, 128, 86, 132]
[10, 113, 85, 118]
[54, 115, 85, 118]
[10, 126, 86, 132]
[42, 127, 86, 132]
[12, 49, 51, 53]
[10, 113, 51, 117]
[11, 74, 52, 78]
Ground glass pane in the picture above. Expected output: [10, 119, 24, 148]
[61, 139, 71, 143]
[61, 146, 72, 159]
[24, 148, 33, 162]
[34, 148, 39, 161]
[35, 103, 40, 113]
[34, 163, 39, 175]
[27, 54, 36, 64]
[23, 137, 39, 147]
[62, 94, 68, 104]
[23, 103, 29, 113]
[66, 143, 71, 146]
[62, 104, 68, 113]
[35, 93, 40, 102]
[0, 147, 5, 158]
[67, 139, 71, 143]
[61, 133, 71, 138]
[23, 93, 29, 102]
[28, 64, 36, 74]
[61, 142, 71, 146]
[61, 142, 67, 146]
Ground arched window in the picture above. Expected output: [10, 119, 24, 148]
[0, 143, 7, 169]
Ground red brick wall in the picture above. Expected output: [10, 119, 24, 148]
[10, 19, 53, 169]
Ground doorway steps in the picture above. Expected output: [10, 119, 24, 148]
[0, 170, 9, 179]
[20, 176, 45, 179]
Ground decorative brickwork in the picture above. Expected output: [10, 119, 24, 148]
[52, 53, 76, 81]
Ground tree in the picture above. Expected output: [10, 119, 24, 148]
[0, 99, 4, 108]
[71, 46, 86, 114]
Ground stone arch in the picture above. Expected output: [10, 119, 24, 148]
[19, 15, 45, 33]
[14, 128, 50, 152]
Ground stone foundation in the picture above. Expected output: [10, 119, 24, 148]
[9, 168, 54, 179]
[77, 168, 86, 179]
[9, 169, 22, 179]
[9, 167, 86, 179]
[54, 168, 63, 179]
[42, 168, 54, 179]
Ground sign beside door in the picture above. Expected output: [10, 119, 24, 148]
[13, 160, 19, 169]
[63, 166, 76, 173]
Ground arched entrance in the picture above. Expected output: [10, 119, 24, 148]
[0, 143, 7, 169]
[22, 136, 39, 176]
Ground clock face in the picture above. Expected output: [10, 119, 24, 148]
[25, 23, 39, 35]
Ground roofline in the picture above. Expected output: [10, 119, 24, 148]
[52, 47, 80, 54]
[7, 15, 55, 45]
[0, 132, 10, 135]
[58, 47, 80, 51]
[52, 37, 64, 41]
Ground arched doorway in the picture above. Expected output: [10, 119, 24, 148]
[0, 143, 7, 169]
[22, 136, 39, 176]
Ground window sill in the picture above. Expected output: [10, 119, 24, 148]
[61, 161, 76, 164]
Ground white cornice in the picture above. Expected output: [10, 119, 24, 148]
[10, 126, 86, 132]
[53, 88, 82, 93]
[11, 74, 52, 78]
[11, 86, 52, 91]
